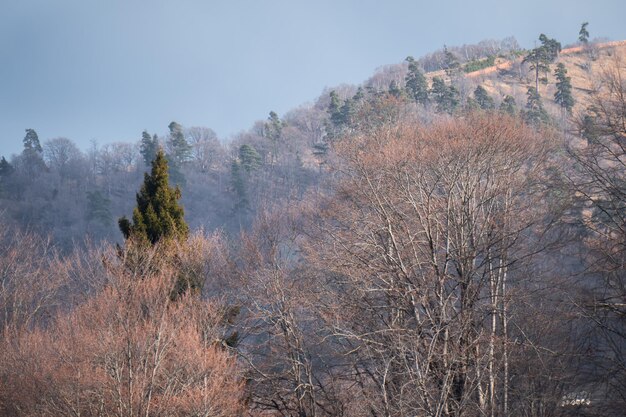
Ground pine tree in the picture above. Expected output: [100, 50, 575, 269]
[474, 85, 495, 110]
[523, 47, 551, 91]
[230, 160, 248, 210]
[554, 63, 575, 113]
[0, 156, 13, 177]
[443, 45, 461, 77]
[264, 111, 283, 143]
[140, 130, 159, 166]
[23, 129, 42, 153]
[539, 34, 561, 62]
[405, 56, 429, 105]
[431, 77, 459, 114]
[166, 121, 192, 166]
[118, 149, 188, 245]
[328, 90, 345, 128]
[0, 156, 14, 197]
[264, 111, 284, 164]
[21, 129, 46, 175]
[238, 144, 261, 173]
[579, 22, 590, 45]
[166, 121, 191, 185]
[499, 95, 517, 116]
[524, 87, 550, 126]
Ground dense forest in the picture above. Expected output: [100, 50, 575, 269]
[1, 26, 625, 416]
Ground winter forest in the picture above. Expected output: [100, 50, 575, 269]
[1, 24, 626, 417]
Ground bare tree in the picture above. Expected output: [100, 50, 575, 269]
[0, 237, 245, 417]
[304, 114, 557, 416]
[568, 52, 626, 415]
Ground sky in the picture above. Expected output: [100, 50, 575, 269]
[1, 0, 625, 157]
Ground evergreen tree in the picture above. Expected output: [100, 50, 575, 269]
[0, 156, 14, 197]
[523, 46, 551, 90]
[580, 114, 599, 143]
[474, 85, 495, 110]
[405, 56, 429, 105]
[118, 149, 188, 245]
[443, 45, 461, 77]
[140, 130, 159, 166]
[339, 97, 357, 127]
[238, 144, 261, 173]
[166, 121, 191, 185]
[579, 22, 590, 45]
[388, 80, 403, 99]
[328, 90, 345, 127]
[499, 95, 517, 116]
[524, 87, 550, 126]
[264, 111, 284, 164]
[264, 111, 284, 143]
[431, 77, 459, 114]
[21, 129, 46, 175]
[23, 129, 42, 153]
[539, 34, 561, 62]
[554, 63, 575, 113]
[0, 156, 13, 178]
[230, 160, 248, 210]
[166, 121, 192, 166]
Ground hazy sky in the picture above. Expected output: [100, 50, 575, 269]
[1, 0, 625, 157]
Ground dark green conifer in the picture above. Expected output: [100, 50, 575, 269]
[405, 56, 429, 105]
[167, 122, 191, 165]
[118, 149, 188, 245]
[238, 144, 261, 173]
[579, 22, 590, 45]
[140, 130, 159, 166]
[328, 91, 345, 127]
[21, 129, 46, 175]
[474, 85, 495, 110]
[431, 77, 459, 114]
[499, 95, 517, 116]
[524, 87, 550, 126]
[554, 63, 575, 113]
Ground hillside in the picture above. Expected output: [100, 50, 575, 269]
[1, 31, 626, 416]
[415, 40, 626, 120]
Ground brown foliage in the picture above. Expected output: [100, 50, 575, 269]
[0, 239, 244, 417]
[304, 113, 558, 416]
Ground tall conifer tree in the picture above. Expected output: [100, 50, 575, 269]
[119, 149, 188, 245]
[554, 63, 575, 113]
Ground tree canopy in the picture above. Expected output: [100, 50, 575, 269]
[118, 148, 188, 245]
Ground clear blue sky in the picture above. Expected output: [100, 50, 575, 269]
[1, 0, 625, 157]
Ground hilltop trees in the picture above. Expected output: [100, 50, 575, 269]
[579, 22, 590, 44]
[524, 34, 561, 90]
[20, 129, 46, 176]
[139, 130, 159, 166]
[405, 56, 429, 105]
[431, 76, 459, 114]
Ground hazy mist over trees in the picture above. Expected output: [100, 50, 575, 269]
[1, 26, 626, 416]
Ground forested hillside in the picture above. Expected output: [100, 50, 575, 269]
[1, 27, 625, 416]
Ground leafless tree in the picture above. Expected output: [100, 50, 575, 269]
[304, 114, 558, 416]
